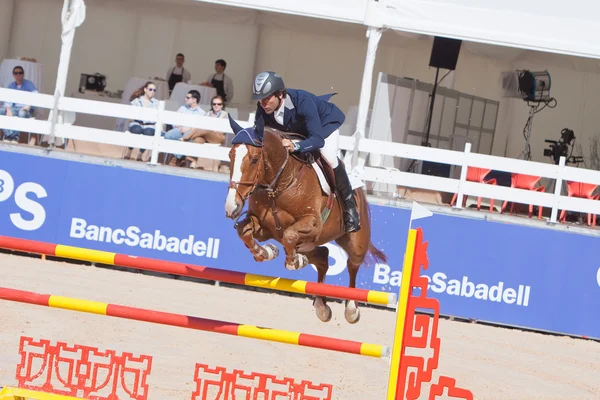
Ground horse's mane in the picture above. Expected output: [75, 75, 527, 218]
[263, 127, 285, 148]
[262, 127, 317, 166]
[264, 126, 305, 142]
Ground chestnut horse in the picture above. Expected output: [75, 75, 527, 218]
[224, 115, 386, 324]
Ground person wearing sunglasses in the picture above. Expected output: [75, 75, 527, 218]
[124, 81, 161, 161]
[164, 90, 206, 166]
[205, 95, 227, 118]
[0, 66, 39, 142]
[179, 95, 228, 169]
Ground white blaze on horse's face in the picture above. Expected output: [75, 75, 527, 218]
[225, 145, 248, 218]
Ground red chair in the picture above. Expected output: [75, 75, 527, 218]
[501, 173, 545, 219]
[451, 167, 497, 211]
[559, 181, 599, 226]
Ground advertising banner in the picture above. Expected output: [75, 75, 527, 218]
[0, 150, 598, 339]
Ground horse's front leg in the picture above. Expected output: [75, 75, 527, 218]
[281, 215, 320, 270]
[236, 214, 279, 262]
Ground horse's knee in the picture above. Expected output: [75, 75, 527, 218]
[235, 216, 256, 238]
[282, 230, 299, 247]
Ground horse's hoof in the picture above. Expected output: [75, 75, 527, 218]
[316, 304, 332, 323]
[285, 253, 309, 270]
[344, 301, 361, 324]
[262, 243, 279, 260]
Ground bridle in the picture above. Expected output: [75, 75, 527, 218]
[228, 138, 303, 230]
[228, 142, 290, 201]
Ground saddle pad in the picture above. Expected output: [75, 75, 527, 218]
[312, 162, 365, 196]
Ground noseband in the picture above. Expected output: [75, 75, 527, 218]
[228, 141, 290, 202]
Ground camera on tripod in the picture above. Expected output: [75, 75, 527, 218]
[543, 128, 583, 165]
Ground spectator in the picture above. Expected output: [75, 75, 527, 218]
[0, 66, 38, 143]
[164, 89, 206, 166]
[124, 81, 161, 162]
[180, 95, 228, 169]
[166, 53, 191, 93]
[200, 59, 233, 105]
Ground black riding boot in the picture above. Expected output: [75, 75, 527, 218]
[333, 163, 361, 233]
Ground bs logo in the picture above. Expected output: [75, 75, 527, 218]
[0, 169, 47, 231]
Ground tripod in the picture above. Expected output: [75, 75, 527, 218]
[423, 67, 440, 147]
[518, 105, 537, 161]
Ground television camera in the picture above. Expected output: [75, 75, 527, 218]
[500, 69, 558, 160]
[543, 128, 583, 165]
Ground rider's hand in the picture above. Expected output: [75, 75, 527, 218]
[282, 139, 296, 153]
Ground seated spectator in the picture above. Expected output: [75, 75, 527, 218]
[124, 81, 162, 162]
[163, 90, 206, 166]
[200, 59, 233, 105]
[0, 66, 38, 143]
[180, 95, 228, 169]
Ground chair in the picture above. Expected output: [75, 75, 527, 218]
[451, 167, 497, 211]
[559, 181, 599, 226]
[37, 110, 76, 148]
[501, 173, 545, 219]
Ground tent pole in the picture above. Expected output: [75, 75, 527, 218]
[48, 0, 85, 149]
[351, 25, 382, 169]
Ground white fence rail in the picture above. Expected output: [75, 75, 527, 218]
[1, 88, 600, 224]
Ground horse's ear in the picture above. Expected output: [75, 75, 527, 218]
[228, 113, 243, 135]
[254, 113, 265, 141]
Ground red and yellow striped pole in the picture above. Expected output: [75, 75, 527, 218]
[0, 236, 396, 307]
[386, 228, 418, 399]
[0, 287, 389, 359]
[0, 386, 84, 400]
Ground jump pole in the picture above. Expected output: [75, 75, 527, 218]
[0, 236, 396, 308]
[0, 287, 389, 359]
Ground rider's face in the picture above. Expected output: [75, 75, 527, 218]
[259, 92, 282, 114]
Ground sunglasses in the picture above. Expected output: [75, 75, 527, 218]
[212, 102, 223, 106]
[13, 71, 24, 75]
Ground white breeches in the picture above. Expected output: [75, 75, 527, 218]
[320, 129, 340, 168]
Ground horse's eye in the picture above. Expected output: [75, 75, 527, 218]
[251, 158, 259, 164]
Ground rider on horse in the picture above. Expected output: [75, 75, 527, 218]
[251, 71, 360, 233]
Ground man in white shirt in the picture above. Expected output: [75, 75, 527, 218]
[164, 90, 205, 165]
[201, 59, 234, 105]
[166, 53, 191, 93]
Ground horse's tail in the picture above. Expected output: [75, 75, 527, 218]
[361, 189, 388, 267]
[368, 240, 387, 265]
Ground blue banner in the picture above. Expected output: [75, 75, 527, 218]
[0, 150, 598, 339]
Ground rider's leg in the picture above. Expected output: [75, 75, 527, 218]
[320, 130, 360, 232]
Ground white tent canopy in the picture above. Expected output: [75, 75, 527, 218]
[377, 0, 600, 60]
[197, 0, 600, 60]
[197, 0, 368, 24]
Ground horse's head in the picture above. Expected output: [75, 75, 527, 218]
[224, 114, 266, 219]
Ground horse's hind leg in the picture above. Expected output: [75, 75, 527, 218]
[306, 246, 332, 322]
[335, 233, 369, 324]
[343, 259, 361, 324]
[236, 214, 278, 262]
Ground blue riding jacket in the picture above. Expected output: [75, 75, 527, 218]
[254, 88, 345, 153]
